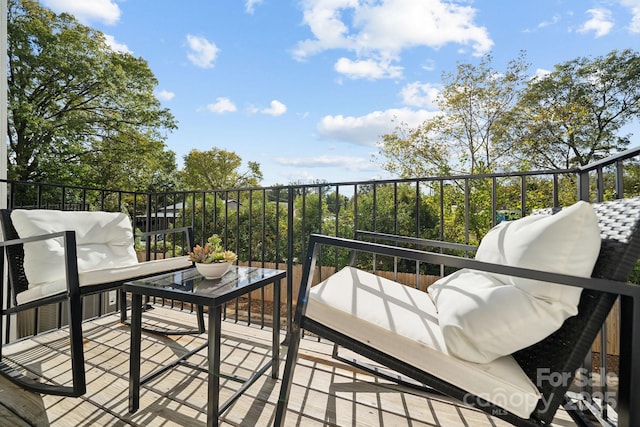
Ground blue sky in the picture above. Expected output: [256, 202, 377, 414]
[41, 0, 640, 186]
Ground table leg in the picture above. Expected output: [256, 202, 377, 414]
[128, 293, 143, 413]
[207, 305, 222, 427]
[197, 305, 205, 333]
[272, 279, 281, 379]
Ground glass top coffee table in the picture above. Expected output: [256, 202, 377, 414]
[125, 265, 286, 427]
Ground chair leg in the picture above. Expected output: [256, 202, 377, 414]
[67, 290, 87, 396]
[120, 288, 128, 323]
[0, 298, 86, 397]
[274, 326, 302, 427]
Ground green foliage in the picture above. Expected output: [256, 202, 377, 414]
[496, 49, 640, 170]
[187, 234, 238, 264]
[181, 148, 263, 190]
[374, 117, 454, 178]
[377, 49, 640, 179]
[134, 231, 183, 255]
[350, 184, 440, 271]
[7, 0, 177, 190]
[375, 52, 530, 177]
[628, 261, 640, 285]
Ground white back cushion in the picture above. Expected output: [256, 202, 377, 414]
[428, 269, 579, 363]
[11, 210, 138, 287]
[474, 200, 601, 306]
[428, 200, 602, 363]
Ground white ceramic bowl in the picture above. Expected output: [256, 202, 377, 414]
[195, 262, 231, 279]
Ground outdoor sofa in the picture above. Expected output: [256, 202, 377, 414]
[0, 209, 195, 397]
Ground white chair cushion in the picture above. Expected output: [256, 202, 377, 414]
[11, 210, 138, 287]
[306, 266, 541, 419]
[428, 200, 602, 364]
[15, 256, 192, 305]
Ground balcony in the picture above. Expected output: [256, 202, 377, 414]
[1, 147, 640, 426]
[0, 305, 580, 426]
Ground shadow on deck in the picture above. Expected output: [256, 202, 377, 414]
[0, 306, 578, 426]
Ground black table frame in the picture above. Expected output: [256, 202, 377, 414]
[125, 265, 285, 427]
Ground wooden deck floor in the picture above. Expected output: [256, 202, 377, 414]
[0, 306, 579, 427]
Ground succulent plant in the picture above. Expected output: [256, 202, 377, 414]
[188, 234, 238, 264]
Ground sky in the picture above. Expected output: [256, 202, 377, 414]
[40, 0, 640, 186]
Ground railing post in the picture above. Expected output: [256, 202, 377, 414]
[617, 295, 640, 427]
[145, 193, 152, 261]
[285, 186, 294, 341]
[577, 169, 590, 201]
[0, 0, 6, 213]
[616, 159, 625, 198]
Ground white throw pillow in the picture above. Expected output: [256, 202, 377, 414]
[474, 200, 601, 306]
[11, 210, 137, 287]
[429, 269, 579, 363]
[428, 200, 602, 364]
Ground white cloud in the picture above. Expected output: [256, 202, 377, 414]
[537, 15, 561, 29]
[245, 0, 264, 14]
[42, 0, 121, 25]
[274, 155, 377, 172]
[334, 57, 403, 79]
[281, 169, 318, 183]
[207, 97, 237, 113]
[157, 90, 175, 101]
[103, 35, 131, 54]
[317, 108, 439, 146]
[186, 35, 220, 68]
[261, 100, 287, 116]
[578, 8, 614, 37]
[294, 0, 493, 67]
[620, 0, 640, 32]
[421, 59, 436, 71]
[400, 82, 440, 109]
[532, 68, 552, 80]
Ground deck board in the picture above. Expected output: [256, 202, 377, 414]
[0, 307, 578, 426]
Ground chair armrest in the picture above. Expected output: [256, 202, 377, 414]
[0, 230, 74, 248]
[303, 233, 640, 298]
[355, 230, 477, 252]
[0, 230, 81, 308]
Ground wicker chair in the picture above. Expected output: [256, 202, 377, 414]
[274, 196, 640, 426]
[0, 209, 196, 397]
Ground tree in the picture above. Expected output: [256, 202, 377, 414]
[496, 49, 640, 170]
[181, 148, 263, 190]
[7, 0, 177, 189]
[375, 52, 529, 177]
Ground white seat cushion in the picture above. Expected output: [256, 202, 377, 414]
[428, 200, 602, 364]
[306, 266, 541, 419]
[15, 256, 192, 305]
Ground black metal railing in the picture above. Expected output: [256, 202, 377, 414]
[1, 146, 639, 424]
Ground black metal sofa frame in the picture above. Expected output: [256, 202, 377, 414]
[275, 196, 640, 427]
[0, 209, 196, 397]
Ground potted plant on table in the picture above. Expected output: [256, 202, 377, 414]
[188, 234, 238, 279]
